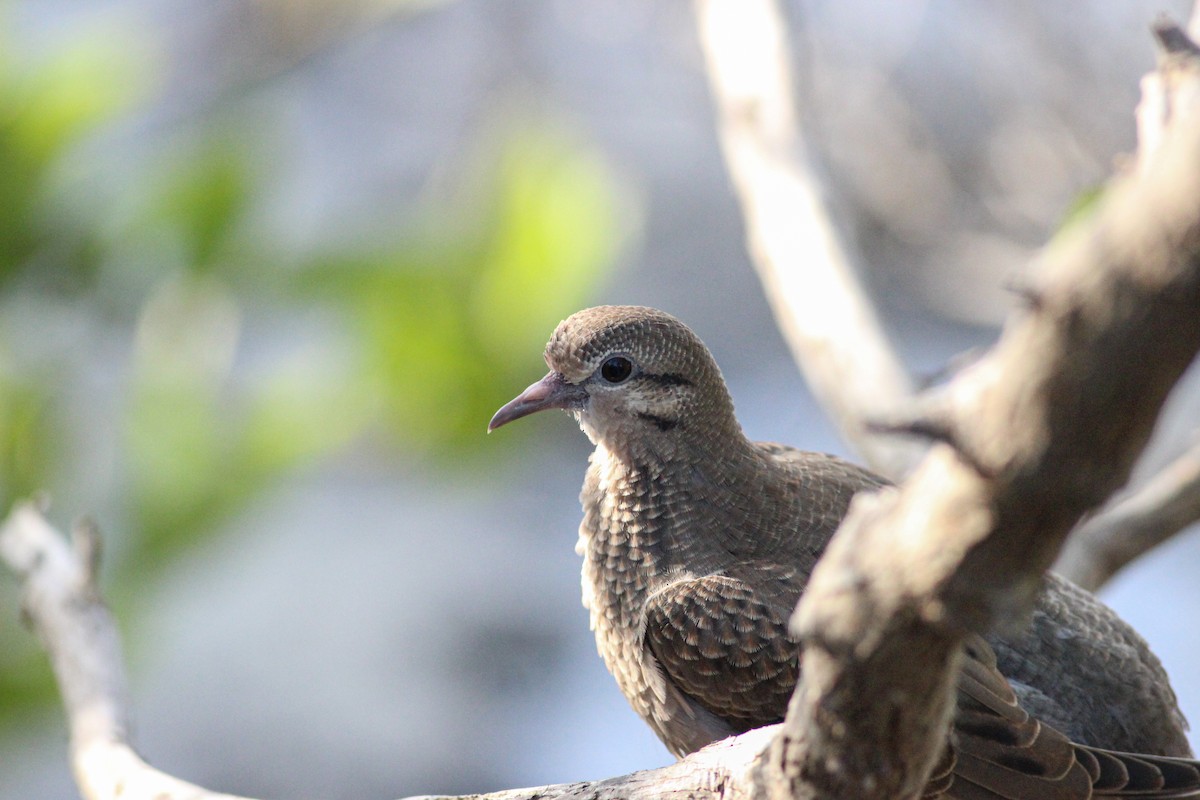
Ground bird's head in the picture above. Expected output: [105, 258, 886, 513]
[489, 305, 743, 458]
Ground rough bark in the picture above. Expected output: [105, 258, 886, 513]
[757, 20, 1200, 799]
[1050, 17, 1200, 590]
[4, 11, 1200, 800]
[697, 0, 1200, 590]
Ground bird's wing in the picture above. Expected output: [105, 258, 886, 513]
[948, 633, 1092, 799]
[645, 576, 1200, 799]
[641, 569, 798, 732]
[949, 634, 1200, 799]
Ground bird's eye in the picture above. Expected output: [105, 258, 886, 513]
[600, 356, 634, 384]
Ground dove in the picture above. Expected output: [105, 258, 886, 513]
[490, 305, 1197, 798]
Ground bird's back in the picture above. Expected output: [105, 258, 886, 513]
[989, 571, 1190, 755]
[763, 443, 1192, 757]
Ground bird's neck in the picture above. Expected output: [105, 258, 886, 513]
[582, 404, 750, 467]
[579, 434, 767, 574]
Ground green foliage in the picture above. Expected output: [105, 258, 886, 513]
[0, 21, 159, 718]
[4, 33, 147, 165]
[0, 22, 151, 293]
[111, 118, 622, 567]
[0, 644, 58, 724]
[122, 277, 371, 567]
[133, 135, 261, 276]
[0, 16, 625, 731]
[303, 123, 621, 449]
[0, 367, 57, 506]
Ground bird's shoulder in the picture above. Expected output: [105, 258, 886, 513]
[739, 443, 888, 560]
[752, 442, 890, 492]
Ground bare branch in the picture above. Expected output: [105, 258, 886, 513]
[1137, 16, 1200, 176]
[408, 729, 776, 800]
[695, 0, 923, 480]
[758, 20, 1200, 799]
[1056, 436, 1200, 591]
[0, 501, 781, 800]
[0, 503, 252, 800]
[7, 14, 1200, 800]
[1049, 13, 1200, 591]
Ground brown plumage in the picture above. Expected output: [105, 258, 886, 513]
[490, 305, 1199, 799]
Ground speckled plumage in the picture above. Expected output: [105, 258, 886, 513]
[491, 305, 1199, 799]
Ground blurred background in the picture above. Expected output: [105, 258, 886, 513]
[2, 1, 1199, 798]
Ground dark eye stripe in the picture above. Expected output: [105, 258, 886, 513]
[636, 412, 679, 432]
[638, 372, 692, 388]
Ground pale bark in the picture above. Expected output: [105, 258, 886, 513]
[1051, 18, 1200, 591]
[0, 504, 253, 800]
[695, 0, 923, 481]
[4, 10, 1200, 800]
[764, 64, 1200, 792]
[697, 0, 1200, 587]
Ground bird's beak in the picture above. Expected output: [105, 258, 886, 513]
[488, 371, 585, 432]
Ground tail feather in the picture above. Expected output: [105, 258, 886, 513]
[1082, 747, 1200, 797]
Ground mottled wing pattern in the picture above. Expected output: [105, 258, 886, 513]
[642, 568, 798, 732]
[950, 634, 1094, 799]
[951, 635, 1200, 799]
[988, 573, 1192, 756]
[641, 565, 1200, 798]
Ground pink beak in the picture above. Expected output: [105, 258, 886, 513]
[488, 372, 586, 432]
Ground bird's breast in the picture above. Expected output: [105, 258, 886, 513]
[576, 446, 747, 614]
[578, 453, 670, 621]
[577, 451, 708, 730]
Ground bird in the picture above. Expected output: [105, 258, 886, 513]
[489, 304, 1200, 799]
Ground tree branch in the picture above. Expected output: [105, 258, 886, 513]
[0, 503, 253, 800]
[698, 0, 1200, 590]
[694, 0, 923, 480]
[6, 13, 1200, 800]
[759, 19, 1200, 799]
[0, 499, 781, 800]
[1055, 435, 1200, 591]
[1050, 17, 1200, 591]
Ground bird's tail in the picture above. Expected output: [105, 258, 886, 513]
[942, 744, 1200, 799]
[1075, 745, 1200, 798]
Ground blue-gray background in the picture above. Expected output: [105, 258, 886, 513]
[2, 2, 1198, 798]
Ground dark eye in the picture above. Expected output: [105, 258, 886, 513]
[600, 356, 633, 384]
